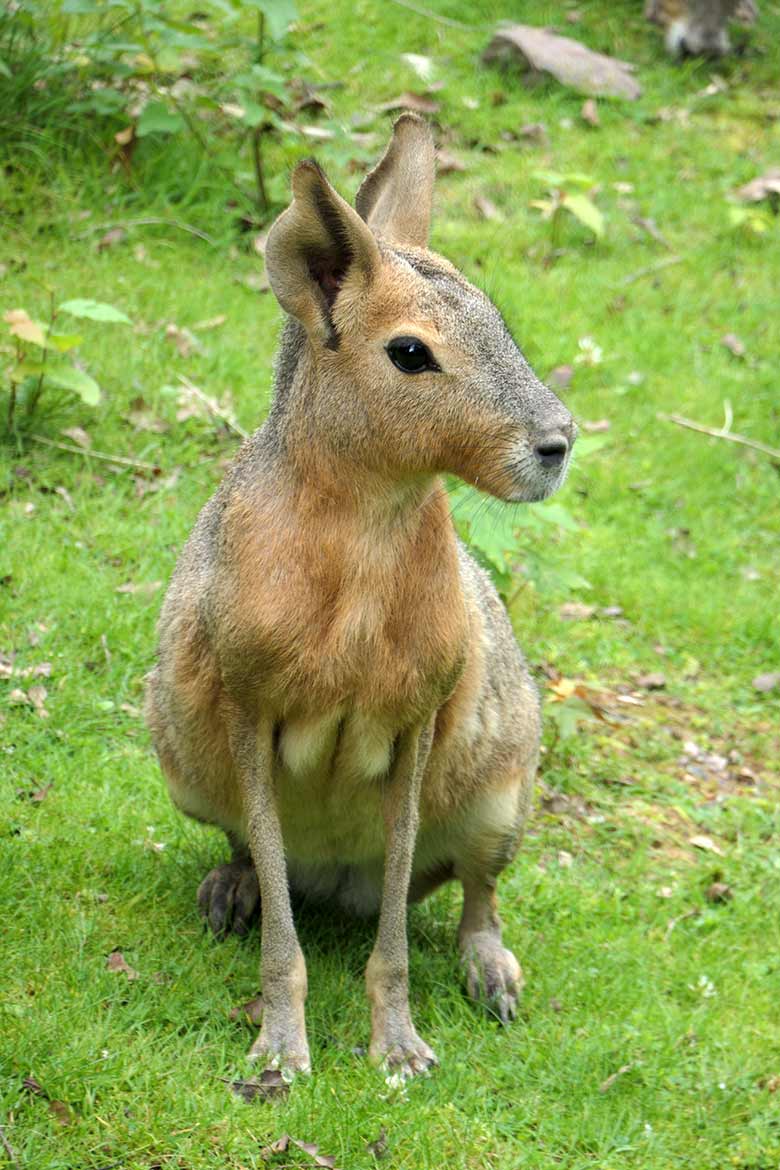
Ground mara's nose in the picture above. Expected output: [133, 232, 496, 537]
[534, 431, 570, 469]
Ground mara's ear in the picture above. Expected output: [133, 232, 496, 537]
[355, 113, 436, 248]
[265, 160, 381, 347]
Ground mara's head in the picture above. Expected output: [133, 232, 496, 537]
[265, 114, 575, 503]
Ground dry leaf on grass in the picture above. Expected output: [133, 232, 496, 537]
[379, 92, 440, 115]
[106, 949, 139, 980]
[689, 834, 724, 856]
[229, 995, 264, 1025]
[165, 322, 200, 359]
[473, 194, 502, 221]
[734, 169, 780, 203]
[721, 332, 746, 358]
[559, 602, 596, 621]
[225, 1069, 288, 1102]
[61, 426, 91, 449]
[17, 783, 51, 803]
[547, 364, 573, 389]
[366, 1128, 388, 1159]
[581, 98, 599, 126]
[582, 419, 611, 433]
[599, 1062, 635, 1093]
[97, 227, 127, 252]
[637, 672, 666, 690]
[115, 581, 162, 597]
[752, 671, 780, 693]
[436, 149, 466, 174]
[706, 881, 733, 903]
[482, 24, 641, 100]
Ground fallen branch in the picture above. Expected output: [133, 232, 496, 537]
[0, 1124, 20, 1170]
[77, 217, 217, 246]
[177, 375, 249, 440]
[658, 406, 780, 462]
[388, 0, 474, 29]
[619, 255, 684, 285]
[30, 434, 160, 473]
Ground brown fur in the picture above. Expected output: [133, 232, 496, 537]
[146, 114, 575, 1078]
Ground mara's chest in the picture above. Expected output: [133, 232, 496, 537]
[216, 482, 470, 716]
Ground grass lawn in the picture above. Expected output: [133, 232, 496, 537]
[2, 1, 779, 1167]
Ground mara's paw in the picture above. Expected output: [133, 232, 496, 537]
[370, 1026, 438, 1081]
[247, 1029, 311, 1079]
[197, 859, 260, 938]
[461, 931, 524, 1025]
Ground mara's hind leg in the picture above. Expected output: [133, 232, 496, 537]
[197, 831, 260, 939]
[454, 776, 532, 1024]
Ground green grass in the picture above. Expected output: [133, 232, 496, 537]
[2, 2, 780, 1167]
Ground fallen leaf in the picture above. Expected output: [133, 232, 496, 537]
[483, 23, 641, 100]
[599, 1063, 635, 1093]
[581, 97, 599, 126]
[22, 1076, 45, 1095]
[115, 125, 134, 146]
[601, 605, 623, 618]
[191, 314, 227, 332]
[48, 1099, 72, 1126]
[734, 169, 780, 203]
[226, 1069, 288, 1102]
[721, 332, 746, 358]
[632, 215, 671, 248]
[379, 92, 440, 115]
[106, 949, 139, 980]
[61, 426, 91, 449]
[165, 322, 199, 359]
[115, 581, 162, 596]
[582, 418, 611, 433]
[400, 52, 434, 82]
[366, 1128, 388, 1159]
[518, 121, 548, 142]
[260, 1135, 291, 1159]
[547, 364, 573, 389]
[690, 834, 724, 857]
[229, 995, 264, 1025]
[474, 194, 501, 221]
[706, 881, 732, 904]
[557, 849, 574, 868]
[637, 672, 666, 690]
[559, 602, 596, 620]
[16, 783, 51, 802]
[436, 149, 466, 174]
[97, 227, 127, 252]
[127, 396, 169, 434]
[752, 671, 780, 693]
[235, 271, 270, 294]
[4, 308, 46, 347]
[761, 1075, 780, 1093]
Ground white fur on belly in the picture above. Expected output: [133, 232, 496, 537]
[279, 707, 393, 781]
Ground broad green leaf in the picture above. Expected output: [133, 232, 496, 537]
[563, 193, 604, 239]
[136, 101, 185, 137]
[62, 0, 102, 11]
[9, 360, 44, 383]
[241, 100, 269, 128]
[535, 502, 579, 532]
[45, 364, 101, 405]
[58, 299, 131, 324]
[0, 56, 11, 79]
[533, 170, 595, 191]
[48, 333, 84, 353]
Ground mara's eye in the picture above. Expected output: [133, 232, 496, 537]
[386, 336, 440, 374]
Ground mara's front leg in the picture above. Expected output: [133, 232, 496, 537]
[366, 723, 438, 1079]
[231, 712, 310, 1075]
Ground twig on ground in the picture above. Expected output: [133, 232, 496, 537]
[664, 907, 699, 940]
[619, 255, 684, 285]
[76, 218, 217, 246]
[658, 406, 780, 462]
[387, 0, 475, 29]
[0, 1124, 21, 1170]
[599, 1062, 637, 1093]
[30, 434, 160, 473]
[177, 376, 249, 440]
